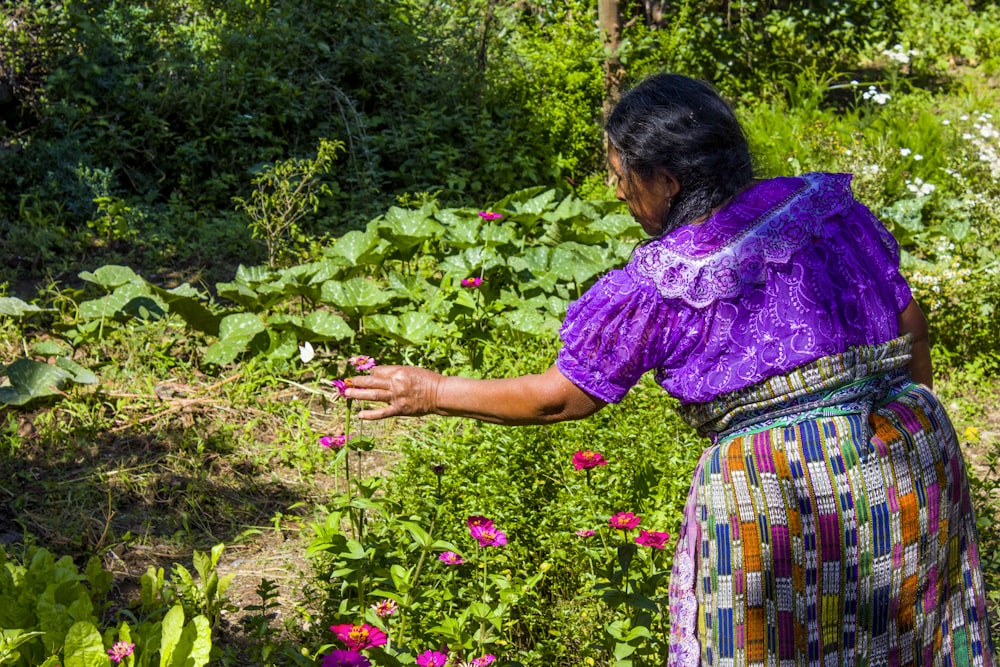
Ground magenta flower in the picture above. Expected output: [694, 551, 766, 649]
[330, 623, 388, 651]
[478, 210, 503, 221]
[107, 641, 135, 664]
[439, 551, 465, 565]
[467, 515, 493, 531]
[470, 525, 508, 547]
[609, 512, 641, 531]
[320, 434, 349, 450]
[635, 529, 672, 549]
[322, 650, 373, 667]
[572, 450, 608, 470]
[348, 355, 377, 372]
[416, 650, 449, 667]
[460, 276, 483, 288]
[575, 529, 596, 538]
[471, 655, 497, 667]
[371, 599, 398, 617]
[328, 378, 353, 396]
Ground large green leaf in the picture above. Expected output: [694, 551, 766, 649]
[437, 210, 483, 248]
[377, 206, 445, 254]
[77, 282, 166, 321]
[326, 229, 388, 266]
[203, 314, 268, 365]
[62, 621, 105, 667]
[320, 278, 395, 318]
[493, 309, 561, 337]
[0, 358, 76, 406]
[269, 311, 354, 342]
[550, 242, 607, 284]
[55, 358, 98, 385]
[0, 297, 53, 317]
[365, 311, 443, 345]
[78, 264, 140, 289]
[150, 284, 224, 337]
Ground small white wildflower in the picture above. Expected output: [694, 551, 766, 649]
[900, 148, 912, 156]
[960, 114, 969, 121]
[913, 154, 923, 161]
[942, 119, 950, 125]
[851, 80, 860, 86]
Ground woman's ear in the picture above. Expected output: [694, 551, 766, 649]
[663, 172, 681, 199]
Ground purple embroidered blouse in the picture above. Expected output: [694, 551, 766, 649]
[556, 172, 913, 404]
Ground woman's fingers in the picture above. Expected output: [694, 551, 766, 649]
[344, 365, 440, 419]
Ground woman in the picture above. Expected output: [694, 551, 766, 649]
[345, 74, 995, 667]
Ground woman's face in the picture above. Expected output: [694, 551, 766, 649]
[608, 147, 678, 237]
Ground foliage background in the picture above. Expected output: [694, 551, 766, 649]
[1, 1, 999, 665]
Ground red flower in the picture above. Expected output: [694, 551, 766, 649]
[608, 512, 641, 531]
[477, 211, 503, 221]
[330, 623, 388, 651]
[572, 450, 608, 470]
[634, 529, 672, 549]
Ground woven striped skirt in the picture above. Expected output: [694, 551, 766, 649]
[668, 337, 995, 667]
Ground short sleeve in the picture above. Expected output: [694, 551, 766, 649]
[557, 269, 676, 403]
[841, 201, 912, 313]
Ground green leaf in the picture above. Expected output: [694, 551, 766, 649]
[31, 340, 70, 356]
[218, 313, 267, 340]
[320, 278, 395, 318]
[63, 621, 105, 667]
[0, 358, 75, 406]
[78, 264, 140, 288]
[377, 206, 445, 254]
[550, 242, 606, 284]
[159, 606, 185, 667]
[149, 284, 224, 337]
[0, 296, 53, 317]
[437, 210, 483, 248]
[327, 229, 387, 266]
[365, 311, 442, 345]
[493, 309, 560, 337]
[55, 358, 99, 384]
[78, 283, 166, 321]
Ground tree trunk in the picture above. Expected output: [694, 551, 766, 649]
[476, 0, 498, 72]
[599, 0, 624, 181]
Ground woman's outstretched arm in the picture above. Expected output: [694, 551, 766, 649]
[344, 364, 607, 425]
[899, 298, 933, 388]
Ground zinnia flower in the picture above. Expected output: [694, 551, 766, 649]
[572, 450, 608, 470]
[348, 355, 377, 372]
[371, 599, 398, 617]
[322, 650, 372, 667]
[471, 655, 496, 667]
[608, 512, 641, 531]
[330, 623, 388, 651]
[470, 525, 508, 547]
[416, 650, 449, 667]
[439, 551, 464, 565]
[466, 515, 493, 530]
[320, 434, 349, 449]
[634, 529, 671, 549]
[575, 529, 596, 538]
[328, 378, 353, 396]
[478, 211, 503, 221]
[460, 276, 483, 288]
[107, 642, 135, 664]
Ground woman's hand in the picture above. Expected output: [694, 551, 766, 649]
[344, 365, 443, 420]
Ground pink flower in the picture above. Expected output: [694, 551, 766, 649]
[478, 211, 503, 221]
[371, 599, 398, 617]
[322, 650, 373, 667]
[460, 276, 483, 288]
[575, 529, 596, 538]
[439, 551, 464, 565]
[330, 623, 388, 651]
[471, 655, 496, 667]
[416, 650, 449, 667]
[320, 434, 349, 449]
[466, 515, 494, 530]
[107, 642, 135, 664]
[572, 450, 608, 470]
[635, 529, 672, 549]
[470, 525, 508, 547]
[348, 355, 377, 372]
[608, 512, 641, 531]
[329, 378, 353, 396]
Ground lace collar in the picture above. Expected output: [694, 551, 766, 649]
[628, 172, 856, 308]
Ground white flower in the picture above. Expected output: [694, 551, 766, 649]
[913, 154, 923, 161]
[960, 114, 969, 121]
[299, 341, 315, 363]
[851, 80, 860, 86]
[900, 148, 912, 156]
[942, 119, 950, 125]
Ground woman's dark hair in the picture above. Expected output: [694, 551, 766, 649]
[606, 73, 754, 234]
